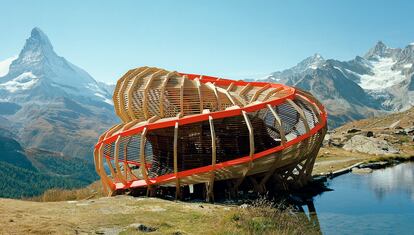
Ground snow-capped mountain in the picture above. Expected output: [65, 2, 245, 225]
[259, 41, 414, 128]
[0, 28, 118, 159]
[0, 27, 112, 105]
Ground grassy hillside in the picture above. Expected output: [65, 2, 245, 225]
[0, 132, 98, 198]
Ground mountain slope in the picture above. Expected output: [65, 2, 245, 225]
[0, 28, 118, 159]
[0, 131, 98, 198]
[261, 41, 414, 128]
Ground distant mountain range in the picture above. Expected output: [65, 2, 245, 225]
[259, 41, 414, 127]
[0, 28, 118, 159]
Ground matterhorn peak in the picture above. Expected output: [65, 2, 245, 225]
[16, 27, 57, 65]
[30, 27, 53, 47]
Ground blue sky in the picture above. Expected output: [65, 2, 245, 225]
[0, 0, 413, 83]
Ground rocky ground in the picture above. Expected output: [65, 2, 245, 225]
[314, 107, 414, 174]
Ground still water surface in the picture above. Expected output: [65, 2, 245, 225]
[311, 162, 414, 235]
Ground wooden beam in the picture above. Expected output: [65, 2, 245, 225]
[159, 72, 174, 117]
[142, 70, 163, 119]
[140, 127, 150, 186]
[242, 110, 255, 166]
[114, 135, 127, 185]
[173, 121, 180, 199]
[113, 68, 145, 122]
[123, 137, 138, 181]
[226, 82, 234, 92]
[262, 86, 284, 101]
[296, 94, 323, 124]
[205, 82, 221, 110]
[250, 84, 271, 103]
[120, 67, 150, 122]
[239, 83, 252, 96]
[266, 104, 287, 145]
[126, 67, 154, 120]
[285, 99, 312, 183]
[207, 115, 216, 202]
[98, 144, 115, 194]
[286, 99, 310, 133]
[195, 78, 204, 112]
[180, 75, 186, 115]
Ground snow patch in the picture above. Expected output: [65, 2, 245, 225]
[0, 56, 18, 77]
[403, 63, 412, 69]
[95, 93, 113, 105]
[359, 58, 406, 90]
[309, 64, 318, 70]
[0, 72, 38, 92]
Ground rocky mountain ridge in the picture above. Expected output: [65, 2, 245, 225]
[261, 41, 414, 127]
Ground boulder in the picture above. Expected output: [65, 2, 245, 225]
[404, 127, 414, 135]
[129, 224, 157, 233]
[352, 167, 373, 174]
[343, 135, 399, 155]
[389, 120, 401, 129]
[347, 128, 361, 134]
[394, 130, 407, 135]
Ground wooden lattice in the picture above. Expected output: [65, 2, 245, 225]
[94, 67, 327, 200]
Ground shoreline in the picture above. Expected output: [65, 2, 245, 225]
[312, 155, 414, 181]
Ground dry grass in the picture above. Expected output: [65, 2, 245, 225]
[2, 195, 319, 234]
[29, 181, 105, 202]
[217, 198, 319, 235]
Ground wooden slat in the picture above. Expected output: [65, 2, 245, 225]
[119, 67, 150, 121]
[126, 67, 154, 119]
[266, 104, 287, 145]
[195, 78, 203, 112]
[140, 128, 150, 185]
[262, 87, 284, 101]
[114, 135, 127, 185]
[239, 83, 251, 96]
[180, 75, 186, 115]
[226, 82, 235, 92]
[295, 93, 323, 123]
[250, 84, 271, 103]
[142, 70, 163, 119]
[159, 72, 174, 117]
[98, 144, 115, 193]
[242, 111, 255, 162]
[286, 99, 310, 133]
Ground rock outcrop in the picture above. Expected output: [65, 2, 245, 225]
[343, 135, 399, 155]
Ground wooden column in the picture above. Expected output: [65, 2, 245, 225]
[173, 121, 181, 199]
[207, 114, 216, 202]
[114, 135, 127, 185]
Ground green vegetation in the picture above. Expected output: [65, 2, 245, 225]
[218, 198, 319, 235]
[0, 132, 98, 198]
[0, 160, 97, 198]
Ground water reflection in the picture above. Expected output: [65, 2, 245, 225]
[368, 163, 414, 202]
[302, 162, 414, 235]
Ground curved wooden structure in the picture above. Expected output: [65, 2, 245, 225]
[94, 66, 327, 200]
